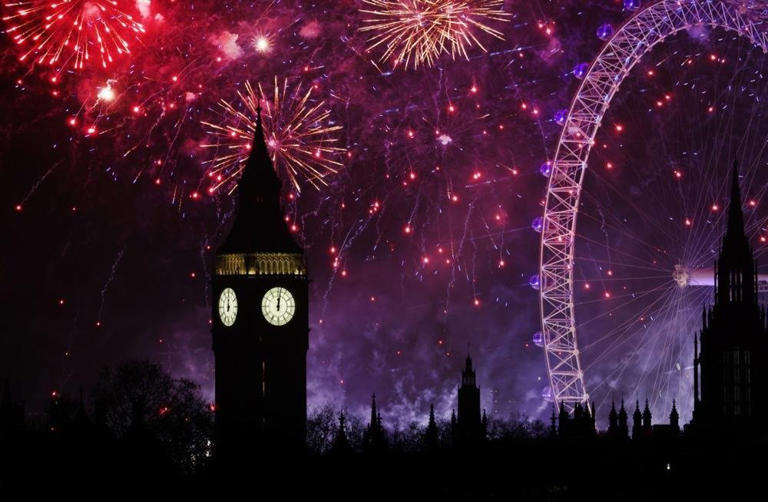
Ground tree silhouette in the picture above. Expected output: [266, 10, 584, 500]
[486, 412, 548, 442]
[307, 404, 366, 454]
[306, 403, 337, 455]
[92, 360, 213, 473]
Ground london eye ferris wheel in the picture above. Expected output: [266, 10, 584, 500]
[536, 0, 768, 421]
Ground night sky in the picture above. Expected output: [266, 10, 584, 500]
[4, 0, 768, 428]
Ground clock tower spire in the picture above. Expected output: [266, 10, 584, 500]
[211, 103, 309, 463]
[217, 101, 301, 255]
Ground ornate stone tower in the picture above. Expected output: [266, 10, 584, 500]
[211, 105, 309, 460]
[693, 163, 768, 434]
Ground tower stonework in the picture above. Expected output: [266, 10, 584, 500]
[211, 105, 309, 461]
[692, 164, 768, 435]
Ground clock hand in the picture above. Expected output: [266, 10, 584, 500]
[277, 295, 281, 311]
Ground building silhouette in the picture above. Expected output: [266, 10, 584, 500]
[650, 400, 680, 439]
[606, 399, 629, 439]
[424, 404, 439, 451]
[629, 400, 653, 440]
[631, 401, 642, 439]
[362, 393, 387, 453]
[330, 411, 351, 457]
[552, 397, 680, 441]
[453, 354, 485, 446]
[691, 163, 768, 436]
[211, 102, 309, 460]
[556, 401, 595, 439]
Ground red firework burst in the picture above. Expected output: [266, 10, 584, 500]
[3, 0, 145, 71]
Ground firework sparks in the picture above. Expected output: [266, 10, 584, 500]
[201, 78, 344, 193]
[96, 80, 116, 102]
[2, 0, 145, 71]
[360, 0, 510, 70]
[251, 33, 272, 54]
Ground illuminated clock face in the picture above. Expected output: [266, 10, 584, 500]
[218, 287, 238, 327]
[261, 287, 296, 326]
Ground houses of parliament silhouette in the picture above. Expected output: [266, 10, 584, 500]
[208, 98, 768, 453]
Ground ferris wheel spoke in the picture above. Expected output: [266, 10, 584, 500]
[586, 289, 687, 398]
[581, 181, 682, 247]
[581, 280, 711, 401]
[577, 282, 676, 335]
[647, 289, 687, 405]
[575, 257, 673, 275]
[576, 210, 681, 270]
[578, 190, 688, 262]
[575, 274, 672, 284]
[583, 170, 681, 242]
[586, 275, 712, 403]
[574, 244, 673, 279]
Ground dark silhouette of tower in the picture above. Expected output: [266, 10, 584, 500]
[608, 400, 618, 436]
[557, 401, 595, 439]
[450, 409, 457, 445]
[211, 103, 309, 461]
[617, 399, 629, 439]
[363, 393, 387, 453]
[331, 412, 351, 457]
[669, 400, 679, 433]
[642, 399, 652, 436]
[607, 400, 632, 440]
[632, 401, 642, 440]
[424, 404, 439, 451]
[454, 354, 483, 446]
[692, 164, 768, 435]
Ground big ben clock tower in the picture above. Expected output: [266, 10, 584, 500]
[211, 104, 308, 460]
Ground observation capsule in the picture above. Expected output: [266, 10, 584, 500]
[554, 108, 568, 126]
[531, 216, 544, 233]
[573, 62, 589, 79]
[596, 23, 614, 41]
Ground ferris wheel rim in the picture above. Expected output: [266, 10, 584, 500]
[538, 0, 768, 407]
